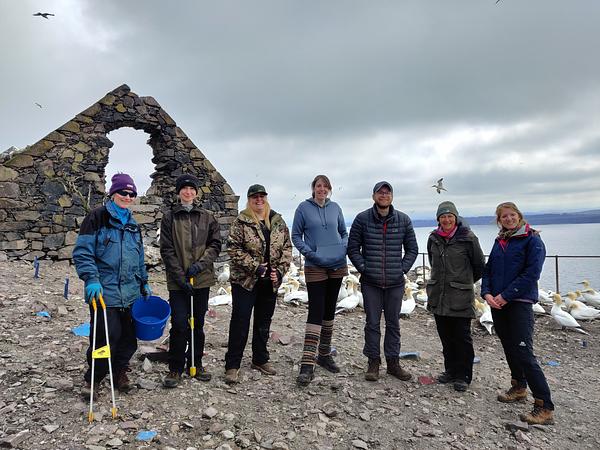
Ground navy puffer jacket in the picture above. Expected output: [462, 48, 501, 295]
[347, 205, 418, 288]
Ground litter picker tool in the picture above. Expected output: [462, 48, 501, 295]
[189, 277, 196, 377]
[88, 293, 117, 423]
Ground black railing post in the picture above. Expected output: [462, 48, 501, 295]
[422, 253, 426, 281]
[554, 255, 559, 293]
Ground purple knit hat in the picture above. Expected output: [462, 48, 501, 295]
[109, 173, 137, 196]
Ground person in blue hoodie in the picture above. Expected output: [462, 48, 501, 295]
[292, 175, 348, 386]
[73, 173, 151, 396]
[481, 201, 554, 425]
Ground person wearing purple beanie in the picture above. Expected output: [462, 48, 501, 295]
[73, 173, 151, 396]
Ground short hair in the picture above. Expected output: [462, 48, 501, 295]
[311, 174, 332, 198]
[495, 201, 524, 225]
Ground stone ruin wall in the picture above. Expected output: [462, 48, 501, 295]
[0, 84, 239, 262]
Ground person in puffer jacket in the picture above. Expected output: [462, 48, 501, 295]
[347, 181, 418, 383]
[292, 175, 348, 386]
[73, 173, 150, 395]
[481, 201, 554, 425]
[426, 201, 485, 393]
[160, 174, 222, 388]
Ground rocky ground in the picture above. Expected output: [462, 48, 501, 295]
[0, 257, 599, 450]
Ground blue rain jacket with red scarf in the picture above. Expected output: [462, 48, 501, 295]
[481, 226, 545, 302]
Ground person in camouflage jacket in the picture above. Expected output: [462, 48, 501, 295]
[224, 184, 292, 384]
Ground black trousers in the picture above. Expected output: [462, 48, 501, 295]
[434, 314, 474, 383]
[492, 301, 554, 409]
[85, 306, 137, 383]
[225, 281, 276, 370]
[306, 278, 343, 325]
[168, 288, 209, 374]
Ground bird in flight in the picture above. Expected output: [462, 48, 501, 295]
[431, 178, 446, 194]
[35, 102, 43, 108]
[33, 12, 55, 19]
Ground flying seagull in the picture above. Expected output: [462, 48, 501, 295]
[35, 102, 43, 108]
[33, 12, 55, 19]
[431, 178, 446, 194]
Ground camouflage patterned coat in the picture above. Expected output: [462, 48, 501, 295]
[227, 208, 292, 292]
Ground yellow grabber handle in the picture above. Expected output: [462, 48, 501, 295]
[189, 277, 196, 377]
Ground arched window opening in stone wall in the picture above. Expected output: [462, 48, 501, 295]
[0, 84, 239, 261]
[105, 128, 154, 196]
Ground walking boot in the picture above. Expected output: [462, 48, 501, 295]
[386, 357, 412, 381]
[437, 371, 455, 384]
[82, 381, 101, 400]
[316, 354, 340, 373]
[251, 362, 277, 375]
[497, 379, 528, 403]
[224, 368, 240, 385]
[296, 364, 315, 386]
[365, 357, 380, 381]
[115, 367, 132, 392]
[163, 371, 182, 388]
[519, 399, 554, 425]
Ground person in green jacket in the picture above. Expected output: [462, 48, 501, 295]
[160, 174, 222, 387]
[426, 201, 485, 392]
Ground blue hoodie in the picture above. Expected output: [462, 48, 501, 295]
[291, 198, 348, 269]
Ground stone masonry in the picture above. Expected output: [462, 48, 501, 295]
[0, 84, 239, 260]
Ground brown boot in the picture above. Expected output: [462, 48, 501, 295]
[497, 379, 527, 403]
[519, 399, 554, 425]
[365, 357, 380, 381]
[386, 357, 412, 381]
[115, 367, 132, 392]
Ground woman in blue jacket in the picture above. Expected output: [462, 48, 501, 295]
[481, 201, 554, 425]
[292, 175, 348, 386]
[73, 173, 150, 395]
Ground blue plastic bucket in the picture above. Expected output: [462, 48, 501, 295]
[132, 296, 171, 341]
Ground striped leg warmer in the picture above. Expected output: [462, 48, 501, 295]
[300, 323, 322, 366]
[318, 319, 335, 357]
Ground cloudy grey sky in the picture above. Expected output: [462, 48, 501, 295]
[2, 0, 599, 223]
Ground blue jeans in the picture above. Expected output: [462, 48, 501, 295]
[168, 288, 209, 373]
[361, 284, 404, 359]
[492, 301, 554, 409]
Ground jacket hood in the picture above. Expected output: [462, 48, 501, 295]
[305, 198, 332, 228]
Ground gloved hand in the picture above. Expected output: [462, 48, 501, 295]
[186, 261, 206, 278]
[85, 282, 103, 303]
[141, 282, 153, 300]
[177, 277, 195, 296]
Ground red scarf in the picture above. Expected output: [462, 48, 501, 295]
[498, 223, 530, 251]
[435, 225, 457, 241]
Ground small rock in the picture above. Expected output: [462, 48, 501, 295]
[514, 430, 532, 444]
[272, 441, 290, 450]
[464, 427, 475, 437]
[359, 411, 371, 421]
[137, 379, 158, 390]
[352, 439, 369, 449]
[505, 421, 529, 432]
[203, 406, 218, 418]
[106, 437, 123, 447]
[0, 430, 31, 448]
[142, 358, 152, 372]
[42, 424, 59, 433]
[221, 430, 235, 439]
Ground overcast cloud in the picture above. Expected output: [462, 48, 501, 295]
[1, 0, 599, 223]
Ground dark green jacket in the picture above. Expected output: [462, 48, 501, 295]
[426, 222, 485, 318]
[160, 204, 222, 290]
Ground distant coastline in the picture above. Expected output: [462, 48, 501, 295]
[347, 209, 600, 228]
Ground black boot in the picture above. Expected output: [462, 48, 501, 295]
[296, 364, 315, 386]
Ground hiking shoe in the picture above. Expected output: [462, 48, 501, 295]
[317, 355, 340, 373]
[116, 367, 132, 392]
[163, 371, 182, 388]
[386, 357, 412, 381]
[82, 381, 100, 400]
[498, 379, 528, 403]
[251, 362, 277, 375]
[454, 380, 468, 392]
[296, 364, 314, 386]
[437, 371, 455, 384]
[224, 368, 240, 385]
[519, 399, 554, 425]
[192, 366, 212, 382]
[365, 357, 380, 382]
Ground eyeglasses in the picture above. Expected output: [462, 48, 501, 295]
[376, 190, 392, 196]
[115, 190, 137, 198]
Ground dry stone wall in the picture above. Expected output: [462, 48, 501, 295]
[0, 84, 238, 261]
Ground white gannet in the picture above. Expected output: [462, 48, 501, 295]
[551, 294, 588, 334]
[282, 279, 308, 305]
[400, 287, 416, 317]
[335, 280, 360, 314]
[474, 298, 494, 335]
[532, 302, 547, 315]
[580, 289, 600, 308]
[337, 278, 349, 302]
[217, 263, 230, 283]
[431, 178, 447, 194]
[208, 286, 232, 306]
[566, 292, 600, 321]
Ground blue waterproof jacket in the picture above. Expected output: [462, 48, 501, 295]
[481, 229, 545, 303]
[73, 201, 148, 307]
[291, 198, 348, 269]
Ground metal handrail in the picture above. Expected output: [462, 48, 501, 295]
[415, 253, 600, 293]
